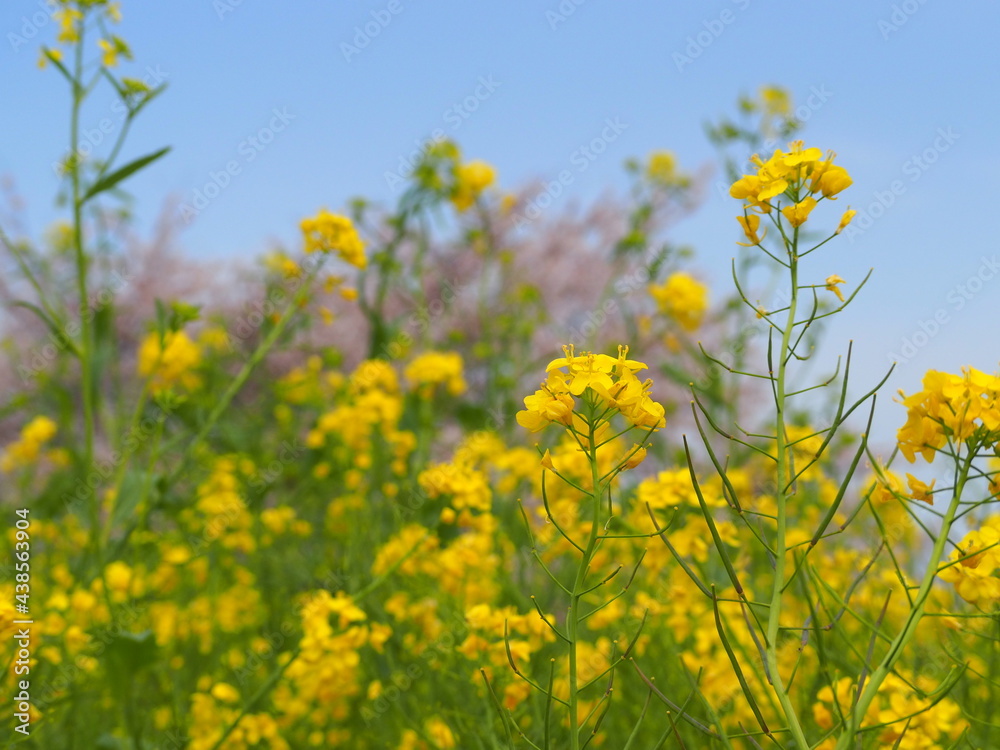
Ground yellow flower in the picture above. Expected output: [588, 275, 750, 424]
[622, 444, 647, 470]
[137, 330, 202, 393]
[54, 8, 83, 43]
[0, 416, 58, 473]
[451, 160, 496, 212]
[905, 473, 935, 504]
[38, 47, 62, 69]
[97, 36, 131, 68]
[897, 367, 1000, 462]
[649, 272, 708, 332]
[210, 683, 241, 704]
[736, 214, 765, 246]
[103, 561, 135, 603]
[939, 523, 1000, 606]
[404, 352, 467, 397]
[646, 151, 688, 187]
[810, 162, 853, 198]
[836, 208, 857, 234]
[425, 717, 456, 749]
[760, 85, 791, 117]
[516, 388, 575, 432]
[782, 196, 817, 228]
[300, 209, 366, 268]
[730, 174, 773, 212]
[824, 274, 846, 303]
[99, 39, 117, 67]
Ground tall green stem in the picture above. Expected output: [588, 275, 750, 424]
[70, 22, 101, 561]
[768, 244, 811, 750]
[567, 414, 604, 750]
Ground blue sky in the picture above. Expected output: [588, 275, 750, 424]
[3, 0, 1000, 448]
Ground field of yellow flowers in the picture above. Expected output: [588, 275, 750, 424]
[2, 2, 1000, 749]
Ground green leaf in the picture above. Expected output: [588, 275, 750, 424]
[129, 84, 168, 118]
[109, 471, 148, 529]
[10, 301, 77, 356]
[82, 146, 170, 203]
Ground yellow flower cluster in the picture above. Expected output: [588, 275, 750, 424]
[419, 461, 492, 516]
[897, 367, 1000, 462]
[731, 141, 852, 211]
[306, 359, 413, 481]
[276, 591, 391, 732]
[939, 515, 1000, 606]
[188, 688, 288, 750]
[300, 209, 366, 268]
[451, 160, 496, 212]
[182, 457, 255, 554]
[730, 141, 855, 236]
[646, 150, 689, 188]
[516, 345, 665, 433]
[400, 718, 456, 749]
[1, 416, 57, 473]
[648, 271, 708, 332]
[404, 351, 467, 397]
[137, 330, 202, 394]
[813, 672, 965, 749]
[460, 603, 557, 708]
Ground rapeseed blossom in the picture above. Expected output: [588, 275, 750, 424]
[517, 345, 665, 433]
[897, 366, 1000, 462]
[300, 209, 366, 268]
[649, 272, 708, 332]
[405, 351, 467, 397]
[451, 160, 496, 212]
[137, 330, 202, 393]
[0, 416, 58, 472]
[730, 141, 852, 219]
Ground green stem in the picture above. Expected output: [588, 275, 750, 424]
[767, 241, 811, 750]
[69, 21, 102, 566]
[567, 410, 604, 750]
[834, 451, 975, 749]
